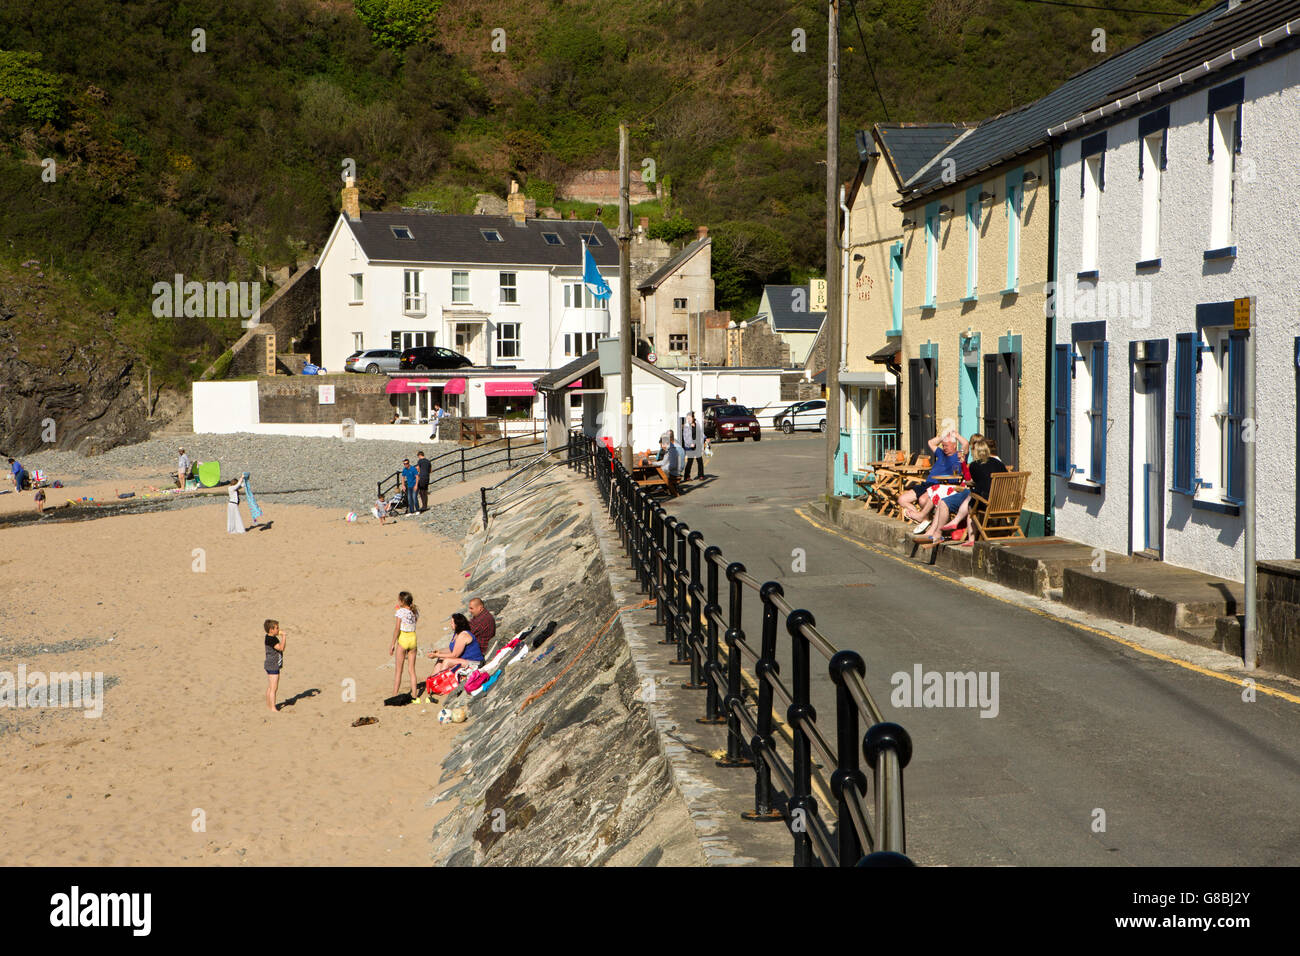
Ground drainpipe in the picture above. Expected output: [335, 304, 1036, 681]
[839, 184, 851, 372]
[1244, 301, 1256, 669]
[1044, 143, 1059, 538]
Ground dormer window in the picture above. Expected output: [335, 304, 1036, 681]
[580, 233, 601, 246]
[391, 226, 413, 240]
[481, 229, 503, 242]
[542, 232, 563, 245]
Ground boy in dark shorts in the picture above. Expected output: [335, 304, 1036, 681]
[264, 619, 286, 713]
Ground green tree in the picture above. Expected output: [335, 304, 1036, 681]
[647, 215, 694, 244]
[710, 221, 791, 311]
[352, 0, 444, 53]
[0, 51, 62, 125]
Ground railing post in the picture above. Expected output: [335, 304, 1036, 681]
[718, 562, 752, 767]
[742, 582, 784, 822]
[480, 486, 488, 531]
[507, 434, 512, 464]
[698, 546, 725, 724]
[681, 531, 707, 688]
[660, 515, 678, 643]
[785, 608, 821, 866]
[669, 522, 692, 665]
[829, 650, 870, 866]
[460, 447, 466, 482]
[863, 722, 913, 861]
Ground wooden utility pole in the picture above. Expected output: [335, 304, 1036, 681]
[618, 123, 634, 470]
[824, 1, 842, 498]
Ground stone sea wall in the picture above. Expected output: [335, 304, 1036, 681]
[428, 475, 704, 866]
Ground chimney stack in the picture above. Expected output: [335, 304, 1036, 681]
[507, 179, 527, 226]
[696, 225, 709, 240]
[341, 176, 360, 220]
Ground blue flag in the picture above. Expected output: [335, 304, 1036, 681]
[583, 245, 612, 301]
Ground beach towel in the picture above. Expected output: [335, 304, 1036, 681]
[242, 472, 263, 523]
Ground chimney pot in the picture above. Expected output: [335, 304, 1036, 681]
[696, 225, 708, 239]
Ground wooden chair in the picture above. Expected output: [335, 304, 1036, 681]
[969, 472, 1031, 541]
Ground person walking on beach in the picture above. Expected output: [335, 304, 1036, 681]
[177, 448, 191, 489]
[390, 591, 421, 699]
[8, 457, 27, 493]
[264, 619, 285, 713]
[415, 451, 431, 513]
[400, 458, 419, 517]
[227, 475, 247, 533]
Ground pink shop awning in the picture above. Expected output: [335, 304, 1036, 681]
[485, 381, 536, 397]
[385, 378, 417, 394]
[443, 377, 467, 395]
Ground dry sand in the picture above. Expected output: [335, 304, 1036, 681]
[0, 497, 472, 865]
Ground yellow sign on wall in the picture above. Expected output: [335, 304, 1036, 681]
[1233, 297, 1252, 330]
[810, 278, 828, 312]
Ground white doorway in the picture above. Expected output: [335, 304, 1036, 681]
[454, 323, 485, 365]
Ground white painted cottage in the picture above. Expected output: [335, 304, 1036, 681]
[1050, 0, 1300, 580]
[317, 180, 622, 374]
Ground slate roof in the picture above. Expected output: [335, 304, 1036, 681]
[875, 123, 975, 186]
[760, 285, 826, 333]
[1106, 0, 1300, 102]
[532, 349, 685, 390]
[901, 1, 1229, 201]
[637, 237, 710, 292]
[346, 212, 620, 267]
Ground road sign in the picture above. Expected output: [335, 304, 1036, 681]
[1234, 297, 1252, 330]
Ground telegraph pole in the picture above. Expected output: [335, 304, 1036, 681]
[618, 123, 634, 471]
[824, 0, 842, 498]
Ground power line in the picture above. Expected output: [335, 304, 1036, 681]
[1012, 0, 1193, 17]
[847, 0, 890, 122]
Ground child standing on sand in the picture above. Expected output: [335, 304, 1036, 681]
[390, 592, 421, 700]
[264, 619, 285, 713]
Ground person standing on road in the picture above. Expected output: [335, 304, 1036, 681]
[400, 458, 419, 516]
[681, 412, 705, 481]
[415, 450, 431, 512]
[177, 448, 191, 489]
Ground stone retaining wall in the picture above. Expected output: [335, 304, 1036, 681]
[427, 475, 705, 865]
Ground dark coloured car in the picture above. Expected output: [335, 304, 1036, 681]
[704, 404, 762, 442]
[399, 346, 473, 371]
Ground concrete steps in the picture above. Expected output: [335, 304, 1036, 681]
[1062, 562, 1243, 638]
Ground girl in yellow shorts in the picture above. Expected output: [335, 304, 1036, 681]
[390, 591, 421, 699]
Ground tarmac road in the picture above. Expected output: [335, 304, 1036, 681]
[665, 432, 1300, 866]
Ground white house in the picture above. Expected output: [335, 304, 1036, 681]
[317, 180, 622, 374]
[1050, 0, 1300, 580]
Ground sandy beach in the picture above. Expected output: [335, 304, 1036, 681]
[0, 495, 470, 866]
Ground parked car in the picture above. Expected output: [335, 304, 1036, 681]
[344, 349, 402, 374]
[399, 346, 473, 371]
[704, 404, 762, 442]
[772, 399, 827, 434]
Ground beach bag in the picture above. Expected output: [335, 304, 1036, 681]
[427, 668, 461, 696]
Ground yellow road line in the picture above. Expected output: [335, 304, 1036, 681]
[794, 507, 1300, 708]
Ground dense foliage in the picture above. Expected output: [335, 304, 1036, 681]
[0, 0, 1213, 377]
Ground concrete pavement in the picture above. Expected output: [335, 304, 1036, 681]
[657, 433, 1300, 865]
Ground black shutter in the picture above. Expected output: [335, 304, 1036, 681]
[908, 358, 923, 454]
[983, 354, 999, 450]
[921, 358, 936, 441]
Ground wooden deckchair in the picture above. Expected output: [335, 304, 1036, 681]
[969, 471, 1030, 541]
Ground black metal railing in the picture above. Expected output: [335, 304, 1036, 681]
[479, 446, 593, 529]
[565, 429, 913, 867]
[376, 433, 544, 502]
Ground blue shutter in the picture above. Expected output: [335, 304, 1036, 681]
[1226, 331, 1247, 503]
[1172, 333, 1197, 494]
[1090, 341, 1108, 484]
[1053, 344, 1071, 476]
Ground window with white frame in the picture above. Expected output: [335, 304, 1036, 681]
[669, 333, 688, 351]
[673, 298, 688, 310]
[1173, 305, 1246, 507]
[564, 333, 572, 357]
[1059, 328, 1108, 485]
[1209, 107, 1238, 250]
[923, 202, 938, 307]
[1140, 133, 1163, 261]
[350, 274, 363, 303]
[1004, 170, 1023, 292]
[1080, 138, 1104, 272]
[451, 270, 470, 304]
[496, 322, 521, 360]
[352, 332, 364, 351]
[499, 272, 518, 305]
[403, 270, 424, 314]
[964, 188, 981, 299]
